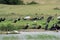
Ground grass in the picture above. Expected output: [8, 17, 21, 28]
[0, 19, 58, 30]
[0, 4, 60, 17]
[0, 4, 60, 30]
[0, 4, 60, 19]
[23, 0, 60, 4]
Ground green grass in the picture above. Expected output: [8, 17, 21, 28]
[0, 4, 60, 18]
[0, 19, 58, 30]
[0, 4, 60, 30]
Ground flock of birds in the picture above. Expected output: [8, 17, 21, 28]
[0, 15, 60, 31]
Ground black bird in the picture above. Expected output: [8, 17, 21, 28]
[37, 25, 41, 29]
[31, 17, 39, 20]
[13, 19, 17, 23]
[55, 24, 60, 30]
[23, 23, 29, 29]
[50, 24, 56, 30]
[18, 18, 20, 21]
[2, 18, 6, 21]
[47, 16, 53, 23]
[0, 18, 6, 22]
[45, 23, 48, 30]
[50, 24, 60, 30]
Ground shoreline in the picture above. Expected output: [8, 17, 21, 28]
[0, 29, 60, 34]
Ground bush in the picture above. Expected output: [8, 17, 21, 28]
[53, 7, 60, 10]
[0, 23, 15, 31]
[0, 0, 24, 5]
[27, 1, 38, 5]
[0, 22, 24, 31]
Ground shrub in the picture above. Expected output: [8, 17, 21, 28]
[27, 1, 38, 5]
[0, 23, 15, 31]
[54, 7, 60, 10]
[0, 0, 24, 5]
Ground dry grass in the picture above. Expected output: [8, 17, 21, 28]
[0, 4, 60, 19]
[23, 0, 60, 4]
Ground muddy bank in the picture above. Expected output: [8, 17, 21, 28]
[20, 29, 59, 32]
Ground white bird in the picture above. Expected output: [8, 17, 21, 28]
[57, 16, 60, 20]
[24, 16, 31, 19]
[57, 16, 60, 19]
[13, 30, 19, 33]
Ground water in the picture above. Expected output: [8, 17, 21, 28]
[0, 31, 60, 40]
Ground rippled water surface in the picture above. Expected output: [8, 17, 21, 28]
[0, 31, 60, 40]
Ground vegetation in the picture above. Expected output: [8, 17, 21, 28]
[23, 0, 60, 4]
[0, 0, 60, 31]
[0, 22, 14, 31]
[0, 4, 59, 31]
[0, 0, 24, 5]
[27, 1, 38, 5]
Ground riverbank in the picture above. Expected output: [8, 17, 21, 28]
[0, 29, 60, 34]
[20, 29, 60, 32]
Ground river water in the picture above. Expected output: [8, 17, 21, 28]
[0, 31, 60, 40]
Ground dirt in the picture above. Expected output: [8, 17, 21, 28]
[20, 29, 59, 32]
